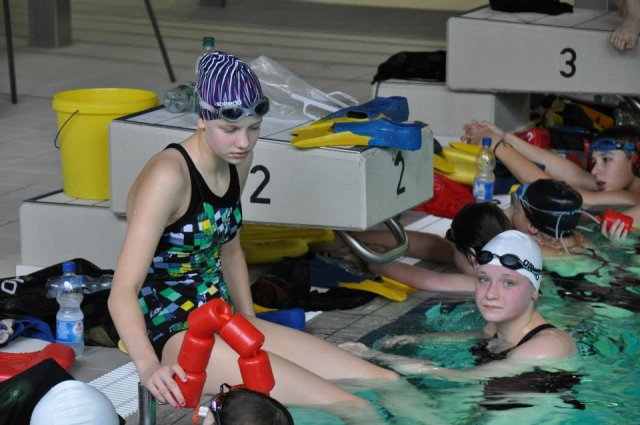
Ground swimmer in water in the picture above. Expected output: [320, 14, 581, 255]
[462, 123, 640, 207]
[509, 179, 590, 256]
[317, 202, 512, 293]
[340, 230, 578, 380]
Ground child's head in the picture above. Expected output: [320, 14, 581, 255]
[196, 51, 269, 122]
[589, 125, 640, 191]
[209, 385, 294, 425]
[475, 231, 543, 321]
[447, 202, 512, 272]
[512, 179, 582, 239]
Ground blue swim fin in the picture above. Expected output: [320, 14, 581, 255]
[333, 118, 424, 150]
[322, 96, 409, 122]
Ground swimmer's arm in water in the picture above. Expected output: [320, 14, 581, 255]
[377, 329, 487, 349]
[367, 260, 475, 293]
[338, 342, 531, 382]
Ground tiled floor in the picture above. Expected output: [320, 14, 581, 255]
[0, 1, 466, 423]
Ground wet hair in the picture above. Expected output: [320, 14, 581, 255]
[592, 124, 640, 159]
[196, 51, 264, 121]
[447, 202, 512, 260]
[520, 179, 582, 237]
[219, 388, 294, 425]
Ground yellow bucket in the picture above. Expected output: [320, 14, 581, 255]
[52, 88, 158, 200]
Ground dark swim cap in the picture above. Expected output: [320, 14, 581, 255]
[196, 51, 264, 121]
[518, 179, 583, 238]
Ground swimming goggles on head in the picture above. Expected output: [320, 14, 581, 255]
[477, 250, 542, 278]
[589, 138, 636, 155]
[199, 97, 270, 122]
[209, 383, 233, 425]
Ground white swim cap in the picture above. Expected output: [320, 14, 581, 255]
[30, 380, 119, 425]
[478, 230, 543, 290]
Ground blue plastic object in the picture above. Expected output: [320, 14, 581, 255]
[322, 96, 409, 122]
[257, 308, 306, 331]
[333, 118, 424, 150]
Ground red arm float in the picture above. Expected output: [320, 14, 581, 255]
[0, 343, 75, 382]
[601, 210, 636, 233]
[174, 298, 276, 407]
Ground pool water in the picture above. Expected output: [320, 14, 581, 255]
[290, 227, 640, 424]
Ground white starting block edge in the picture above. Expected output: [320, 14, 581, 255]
[109, 108, 434, 231]
[447, 7, 640, 95]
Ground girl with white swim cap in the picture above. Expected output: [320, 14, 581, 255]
[340, 230, 577, 379]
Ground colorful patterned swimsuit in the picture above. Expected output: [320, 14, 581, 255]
[139, 143, 242, 358]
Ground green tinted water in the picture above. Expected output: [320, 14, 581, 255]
[290, 226, 640, 424]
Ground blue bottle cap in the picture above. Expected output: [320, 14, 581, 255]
[62, 261, 76, 274]
[482, 137, 492, 147]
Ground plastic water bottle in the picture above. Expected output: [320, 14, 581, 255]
[472, 137, 496, 203]
[56, 261, 84, 357]
[195, 36, 215, 74]
[162, 82, 196, 113]
[162, 36, 215, 113]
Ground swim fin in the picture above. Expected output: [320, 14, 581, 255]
[321, 96, 409, 122]
[308, 255, 414, 302]
[332, 118, 424, 150]
[339, 279, 408, 302]
[291, 118, 423, 150]
[433, 154, 455, 174]
[290, 116, 375, 139]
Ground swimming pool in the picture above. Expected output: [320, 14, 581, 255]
[291, 227, 640, 424]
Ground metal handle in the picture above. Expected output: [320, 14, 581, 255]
[336, 216, 409, 264]
[138, 381, 156, 425]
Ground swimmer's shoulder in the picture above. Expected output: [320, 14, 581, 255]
[510, 327, 577, 360]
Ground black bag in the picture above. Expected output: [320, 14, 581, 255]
[251, 254, 376, 311]
[0, 258, 119, 347]
[372, 50, 446, 84]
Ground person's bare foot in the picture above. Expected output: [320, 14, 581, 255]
[611, 0, 640, 51]
[611, 15, 640, 50]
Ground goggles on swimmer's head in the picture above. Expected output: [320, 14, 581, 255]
[477, 250, 542, 279]
[199, 97, 270, 122]
[209, 383, 235, 425]
[514, 184, 582, 240]
[589, 138, 636, 156]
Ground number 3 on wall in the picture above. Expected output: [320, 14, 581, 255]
[560, 47, 576, 78]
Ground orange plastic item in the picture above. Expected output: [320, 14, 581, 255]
[0, 343, 75, 382]
[174, 298, 275, 408]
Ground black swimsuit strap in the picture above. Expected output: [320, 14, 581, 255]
[516, 323, 556, 347]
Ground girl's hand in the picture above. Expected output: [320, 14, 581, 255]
[461, 120, 504, 149]
[140, 362, 188, 408]
[601, 218, 630, 240]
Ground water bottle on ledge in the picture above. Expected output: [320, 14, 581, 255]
[162, 82, 196, 113]
[56, 261, 84, 357]
[472, 137, 496, 203]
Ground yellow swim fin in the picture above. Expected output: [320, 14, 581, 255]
[449, 142, 481, 155]
[379, 275, 417, 293]
[290, 116, 372, 139]
[242, 239, 309, 264]
[442, 146, 478, 163]
[433, 154, 455, 174]
[339, 279, 408, 302]
[242, 224, 334, 245]
[291, 131, 371, 148]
